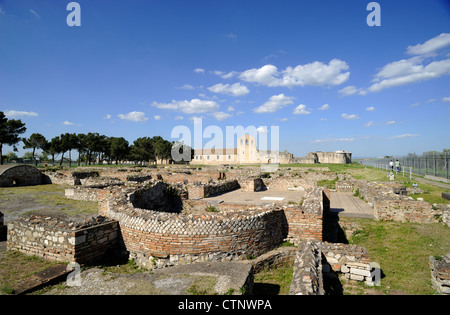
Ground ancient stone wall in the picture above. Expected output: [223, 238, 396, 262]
[65, 186, 113, 202]
[429, 254, 450, 294]
[374, 198, 440, 223]
[289, 240, 375, 295]
[348, 179, 443, 224]
[7, 215, 119, 264]
[289, 240, 324, 295]
[0, 165, 43, 187]
[104, 203, 287, 269]
[187, 179, 240, 199]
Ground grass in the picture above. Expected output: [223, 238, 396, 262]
[0, 251, 61, 295]
[253, 260, 294, 295]
[344, 217, 450, 295]
[317, 176, 339, 189]
[0, 184, 99, 219]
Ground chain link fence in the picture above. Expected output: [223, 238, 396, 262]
[360, 153, 450, 180]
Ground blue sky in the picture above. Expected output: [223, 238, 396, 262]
[1, 0, 449, 158]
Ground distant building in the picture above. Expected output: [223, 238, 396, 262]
[190, 134, 351, 165]
[293, 151, 352, 164]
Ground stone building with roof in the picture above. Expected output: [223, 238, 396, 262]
[0, 164, 43, 187]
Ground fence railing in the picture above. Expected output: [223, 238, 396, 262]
[361, 153, 449, 180]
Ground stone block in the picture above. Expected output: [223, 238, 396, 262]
[350, 267, 371, 277]
[341, 265, 350, 273]
[350, 274, 364, 281]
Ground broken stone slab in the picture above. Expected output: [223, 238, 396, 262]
[11, 264, 72, 295]
[346, 262, 370, 270]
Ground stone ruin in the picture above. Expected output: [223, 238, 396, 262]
[3, 165, 447, 295]
[337, 177, 449, 225]
[0, 165, 44, 187]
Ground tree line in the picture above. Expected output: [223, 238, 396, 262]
[0, 111, 191, 166]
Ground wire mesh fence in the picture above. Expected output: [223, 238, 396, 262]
[361, 153, 450, 180]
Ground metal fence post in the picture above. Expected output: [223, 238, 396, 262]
[434, 153, 436, 177]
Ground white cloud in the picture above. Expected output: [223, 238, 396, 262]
[213, 70, 238, 79]
[388, 134, 419, 140]
[256, 126, 269, 134]
[411, 102, 420, 107]
[240, 64, 279, 86]
[407, 33, 450, 56]
[366, 106, 376, 111]
[385, 120, 396, 125]
[443, 97, 450, 102]
[341, 113, 360, 120]
[3, 110, 38, 118]
[318, 104, 330, 111]
[227, 33, 237, 39]
[194, 68, 205, 74]
[103, 114, 112, 119]
[151, 99, 220, 114]
[313, 137, 356, 143]
[293, 104, 311, 115]
[207, 83, 250, 96]
[280, 118, 288, 122]
[253, 94, 294, 113]
[338, 85, 366, 96]
[364, 121, 375, 127]
[117, 111, 149, 122]
[209, 111, 232, 121]
[174, 116, 184, 120]
[29, 9, 40, 20]
[313, 135, 370, 143]
[154, 115, 161, 120]
[240, 59, 350, 88]
[179, 84, 194, 90]
[368, 57, 450, 93]
[227, 106, 235, 112]
[343, 34, 450, 95]
[63, 121, 75, 126]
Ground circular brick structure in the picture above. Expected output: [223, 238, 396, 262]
[99, 181, 288, 269]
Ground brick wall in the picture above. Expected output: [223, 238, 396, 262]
[7, 215, 119, 264]
[103, 198, 287, 268]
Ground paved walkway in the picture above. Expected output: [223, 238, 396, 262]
[412, 176, 450, 190]
[330, 192, 375, 219]
[205, 188, 305, 206]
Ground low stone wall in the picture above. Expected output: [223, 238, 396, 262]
[429, 254, 450, 294]
[349, 178, 443, 224]
[440, 205, 450, 227]
[188, 179, 240, 199]
[374, 198, 440, 223]
[289, 240, 324, 295]
[321, 242, 377, 286]
[289, 241, 375, 295]
[240, 177, 265, 192]
[250, 246, 297, 273]
[65, 186, 113, 202]
[7, 215, 120, 264]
